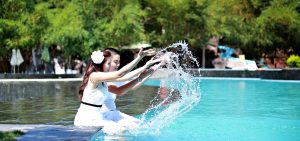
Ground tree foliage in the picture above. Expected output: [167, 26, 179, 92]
[0, 0, 299, 59]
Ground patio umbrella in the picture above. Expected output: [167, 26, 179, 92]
[41, 47, 50, 63]
[10, 49, 24, 74]
[41, 47, 51, 73]
[32, 49, 37, 72]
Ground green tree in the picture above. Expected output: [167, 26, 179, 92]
[1, 0, 300, 64]
[0, 0, 34, 56]
[21, 3, 50, 50]
[78, 0, 146, 53]
[253, 0, 300, 52]
[42, 1, 88, 58]
[144, 0, 204, 47]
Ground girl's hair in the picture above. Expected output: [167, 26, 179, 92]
[104, 47, 120, 55]
[78, 50, 111, 99]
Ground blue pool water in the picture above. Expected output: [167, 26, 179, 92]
[91, 78, 300, 141]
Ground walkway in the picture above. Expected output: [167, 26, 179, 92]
[0, 124, 100, 141]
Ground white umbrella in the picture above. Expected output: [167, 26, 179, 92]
[32, 49, 37, 72]
[10, 49, 24, 74]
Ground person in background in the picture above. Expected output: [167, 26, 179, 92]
[53, 57, 65, 74]
[158, 81, 181, 106]
[275, 57, 287, 69]
[212, 48, 226, 69]
[74, 58, 86, 74]
[263, 56, 275, 69]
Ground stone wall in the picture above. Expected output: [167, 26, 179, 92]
[0, 74, 81, 79]
[0, 69, 300, 80]
[153, 69, 300, 80]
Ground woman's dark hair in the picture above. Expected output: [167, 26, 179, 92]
[104, 47, 120, 54]
[78, 50, 111, 99]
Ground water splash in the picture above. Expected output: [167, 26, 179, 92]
[90, 41, 202, 140]
[129, 41, 201, 135]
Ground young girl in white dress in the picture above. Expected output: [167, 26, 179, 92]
[101, 48, 162, 127]
[74, 48, 161, 133]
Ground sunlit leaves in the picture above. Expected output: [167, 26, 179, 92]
[1, 0, 300, 59]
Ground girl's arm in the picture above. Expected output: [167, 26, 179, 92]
[131, 63, 161, 90]
[108, 63, 161, 95]
[112, 58, 161, 82]
[90, 48, 155, 84]
[108, 77, 141, 95]
[130, 54, 168, 90]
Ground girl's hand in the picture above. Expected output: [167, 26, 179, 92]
[160, 54, 169, 66]
[137, 48, 156, 58]
[150, 62, 162, 71]
[145, 57, 161, 68]
[138, 62, 162, 79]
[138, 61, 162, 81]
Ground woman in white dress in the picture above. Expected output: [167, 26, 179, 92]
[101, 48, 162, 127]
[74, 48, 161, 131]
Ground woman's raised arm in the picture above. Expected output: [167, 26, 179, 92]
[90, 48, 156, 83]
[112, 57, 161, 82]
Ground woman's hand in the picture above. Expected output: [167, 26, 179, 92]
[150, 62, 162, 71]
[145, 57, 162, 68]
[146, 53, 169, 68]
[138, 58, 162, 79]
[137, 48, 156, 58]
[138, 62, 162, 79]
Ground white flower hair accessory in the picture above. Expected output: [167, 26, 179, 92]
[91, 50, 104, 64]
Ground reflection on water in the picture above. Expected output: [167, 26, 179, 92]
[116, 86, 159, 115]
[0, 81, 158, 125]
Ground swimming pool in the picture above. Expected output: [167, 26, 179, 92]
[91, 78, 300, 141]
[0, 78, 299, 140]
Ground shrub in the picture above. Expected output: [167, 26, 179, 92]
[286, 55, 300, 68]
[0, 130, 24, 140]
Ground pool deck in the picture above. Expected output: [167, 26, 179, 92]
[0, 124, 99, 141]
[1, 68, 300, 80]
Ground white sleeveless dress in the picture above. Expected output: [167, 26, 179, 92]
[74, 82, 111, 126]
[102, 82, 142, 128]
[74, 82, 141, 134]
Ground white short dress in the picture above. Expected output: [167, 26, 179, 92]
[74, 82, 141, 133]
[74, 82, 112, 127]
[102, 82, 142, 128]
